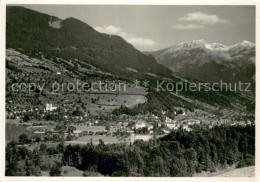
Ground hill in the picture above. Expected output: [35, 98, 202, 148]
[6, 6, 172, 78]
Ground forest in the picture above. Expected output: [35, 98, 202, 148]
[5, 124, 255, 176]
[62, 124, 255, 176]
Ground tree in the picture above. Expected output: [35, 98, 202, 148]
[25, 159, 34, 176]
[6, 141, 20, 176]
[47, 147, 58, 155]
[35, 137, 41, 143]
[72, 109, 83, 116]
[19, 134, 28, 144]
[49, 162, 62, 176]
[22, 114, 30, 122]
[56, 143, 65, 153]
[39, 143, 47, 153]
[18, 146, 29, 160]
[68, 126, 76, 134]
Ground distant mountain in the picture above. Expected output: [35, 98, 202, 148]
[6, 6, 172, 78]
[146, 39, 255, 85]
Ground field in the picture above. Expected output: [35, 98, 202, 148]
[6, 119, 58, 143]
[61, 166, 84, 176]
[193, 166, 255, 177]
[6, 122, 39, 142]
[82, 92, 147, 115]
[65, 135, 131, 145]
[71, 125, 105, 132]
[213, 166, 255, 177]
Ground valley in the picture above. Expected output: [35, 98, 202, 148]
[5, 6, 255, 177]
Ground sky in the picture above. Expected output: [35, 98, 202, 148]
[21, 5, 255, 51]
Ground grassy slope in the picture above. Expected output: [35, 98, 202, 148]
[193, 166, 255, 177]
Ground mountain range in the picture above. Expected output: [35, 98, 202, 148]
[145, 39, 255, 85]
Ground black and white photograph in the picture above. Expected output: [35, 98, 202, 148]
[1, 1, 259, 180]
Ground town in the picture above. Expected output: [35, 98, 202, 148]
[6, 101, 253, 148]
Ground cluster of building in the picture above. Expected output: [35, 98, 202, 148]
[6, 103, 40, 120]
[6, 99, 254, 145]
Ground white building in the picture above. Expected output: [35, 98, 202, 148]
[46, 103, 57, 111]
[166, 123, 176, 130]
[147, 124, 154, 131]
[182, 125, 191, 132]
[165, 117, 173, 123]
[135, 120, 147, 129]
[123, 122, 129, 127]
[163, 129, 171, 134]
[73, 130, 82, 137]
[134, 134, 153, 141]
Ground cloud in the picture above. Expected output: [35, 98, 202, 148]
[179, 12, 227, 25]
[174, 24, 205, 30]
[127, 38, 155, 47]
[94, 25, 155, 49]
[94, 25, 127, 37]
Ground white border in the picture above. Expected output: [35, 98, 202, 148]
[0, 1, 259, 182]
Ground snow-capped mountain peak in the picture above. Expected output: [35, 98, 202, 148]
[147, 39, 255, 87]
[165, 39, 255, 54]
[205, 43, 228, 50]
[176, 39, 207, 48]
[232, 40, 255, 48]
[229, 40, 255, 53]
[166, 39, 208, 53]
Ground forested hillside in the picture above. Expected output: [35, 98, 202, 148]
[61, 125, 255, 176]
